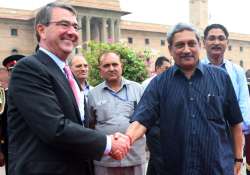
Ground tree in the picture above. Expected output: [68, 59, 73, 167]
[84, 41, 148, 86]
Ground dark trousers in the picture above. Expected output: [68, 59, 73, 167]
[146, 125, 165, 175]
[245, 134, 250, 175]
[3, 143, 7, 175]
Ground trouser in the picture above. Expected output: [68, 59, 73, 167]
[245, 134, 250, 175]
[2, 143, 7, 175]
[146, 125, 165, 175]
[94, 163, 145, 175]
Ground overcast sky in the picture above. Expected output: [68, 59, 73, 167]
[0, 0, 249, 34]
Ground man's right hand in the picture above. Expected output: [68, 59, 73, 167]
[0, 151, 5, 167]
[109, 132, 131, 160]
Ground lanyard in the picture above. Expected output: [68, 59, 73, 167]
[107, 86, 128, 102]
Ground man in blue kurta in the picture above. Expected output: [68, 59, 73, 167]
[125, 23, 244, 175]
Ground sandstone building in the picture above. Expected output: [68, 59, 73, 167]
[0, 0, 250, 70]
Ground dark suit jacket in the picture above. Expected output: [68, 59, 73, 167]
[7, 50, 106, 175]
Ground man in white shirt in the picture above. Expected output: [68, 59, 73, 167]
[202, 23, 250, 133]
[202, 23, 250, 175]
[142, 56, 171, 90]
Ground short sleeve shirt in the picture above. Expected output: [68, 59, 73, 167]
[131, 62, 243, 175]
[88, 78, 146, 167]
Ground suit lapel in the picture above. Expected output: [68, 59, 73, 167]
[35, 50, 83, 124]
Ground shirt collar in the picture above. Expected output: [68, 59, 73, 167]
[172, 61, 204, 77]
[39, 47, 66, 72]
[82, 81, 90, 90]
[101, 77, 130, 91]
[204, 56, 225, 67]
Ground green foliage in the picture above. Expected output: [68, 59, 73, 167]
[84, 41, 148, 86]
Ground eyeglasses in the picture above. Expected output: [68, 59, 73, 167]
[206, 35, 227, 42]
[47, 20, 80, 31]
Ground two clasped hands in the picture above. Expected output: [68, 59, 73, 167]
[108, 132, 132, 160]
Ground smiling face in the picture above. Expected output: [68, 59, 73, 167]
[204, 28, 228, 65]
[37, 7, 79, 61]
[169, 30, 201, 72]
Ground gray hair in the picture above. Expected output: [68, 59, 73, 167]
[35, 2, 77, 42]
[67, 54, 86, 67]
[167, 23, 200, 47]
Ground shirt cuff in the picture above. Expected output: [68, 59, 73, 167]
[242, 122, 250, 134]
[104, 135, 112, 155]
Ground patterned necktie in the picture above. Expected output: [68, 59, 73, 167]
[63, 65, 80, 105]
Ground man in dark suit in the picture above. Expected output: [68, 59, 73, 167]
[8, 2, 131, 175]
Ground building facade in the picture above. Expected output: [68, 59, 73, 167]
[0, 0, 250, 70]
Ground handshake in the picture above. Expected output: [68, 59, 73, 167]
[108, 132, 132, 160]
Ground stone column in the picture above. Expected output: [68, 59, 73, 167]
[92, 19, 100, 42]
[77, 16, 83, 47]
[101, 18, 107, 42]
[86, 16, 91, 42]
[110, 18, 115, 43]
[115, 19, 121, 42]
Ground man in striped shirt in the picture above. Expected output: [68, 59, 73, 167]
[125, 23, 244, 175]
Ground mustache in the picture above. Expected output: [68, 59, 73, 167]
[211, 45, 222, 50]
[107, 70, 118, 73]
[180, 53, 194, 58]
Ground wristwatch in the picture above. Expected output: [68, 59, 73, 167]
[234, 158, 243, 163]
